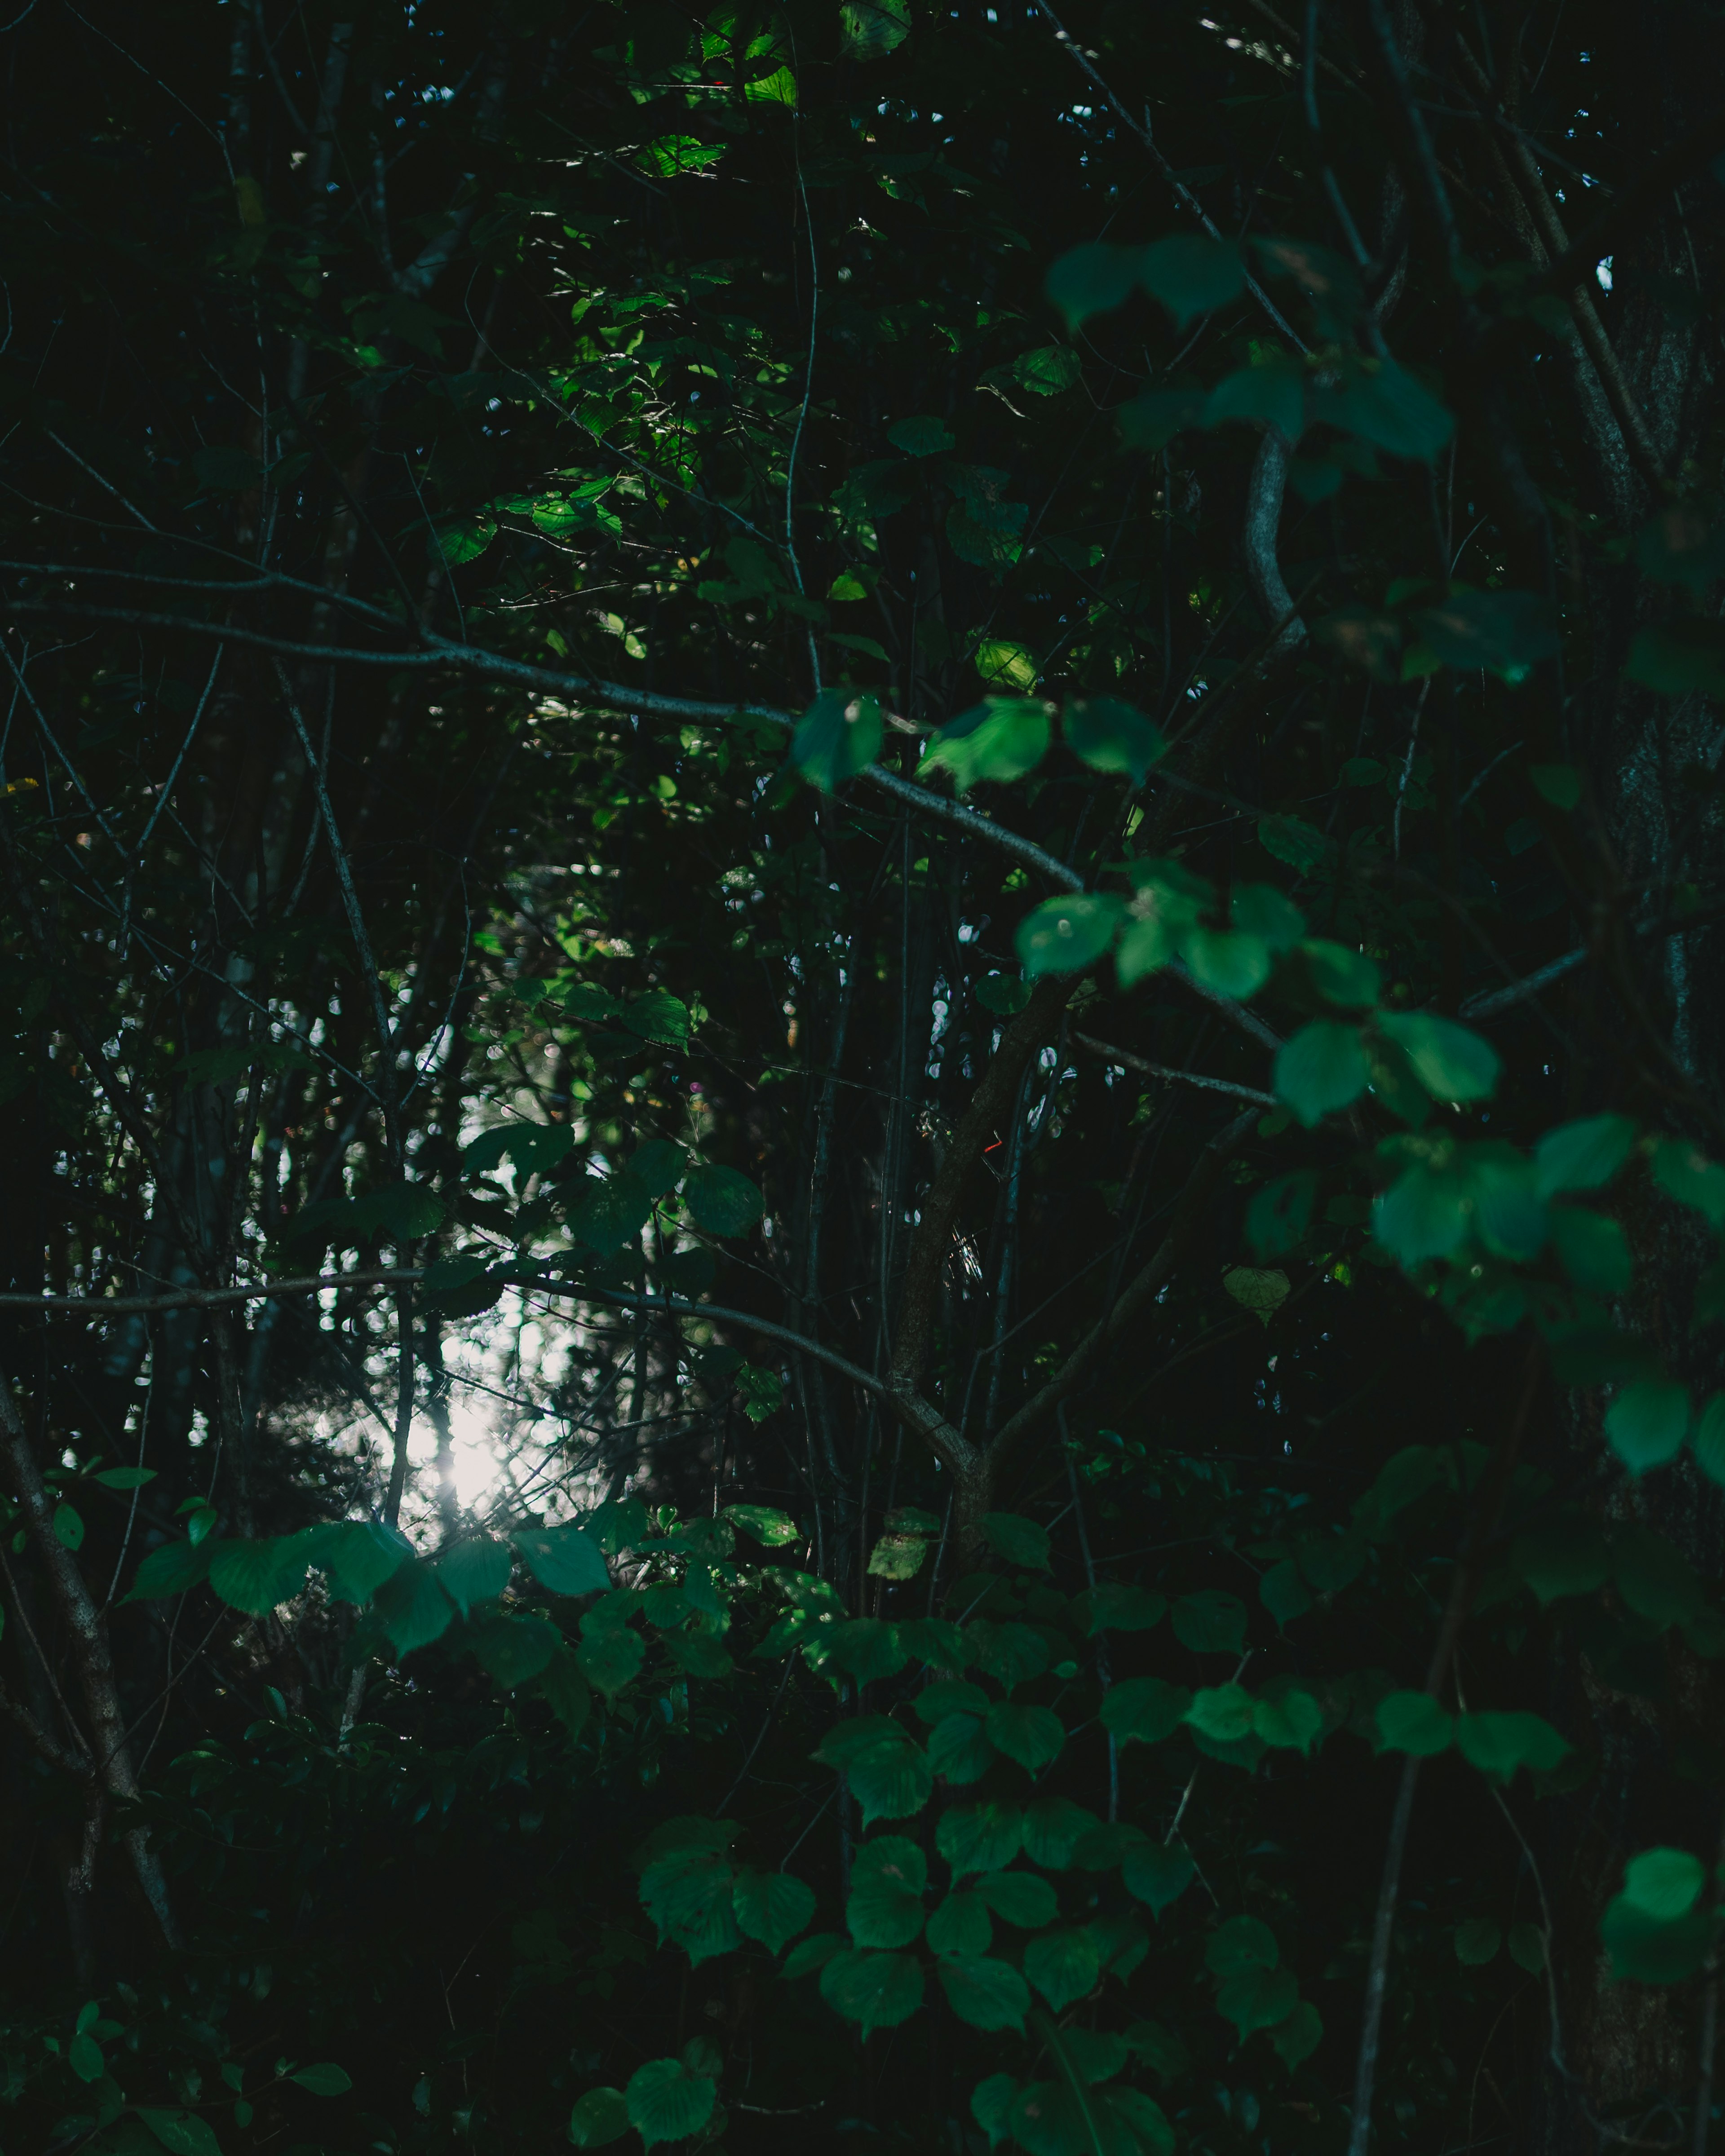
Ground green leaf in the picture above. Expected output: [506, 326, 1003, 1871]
[1455, 1917, 1501, 1966]
[724, 1503, 799, 1546]
[1204, 360, 1303, 441]
[981, 1512, 1053, 1569]
[1016, 894, 1124, 978]
[1253, 1688, 1322, 1754]
[1258, 813, 1331, 873]
[69, 2032, 105, 2081]
[867, 1533, 928, 1579]
[93, 1466, 157, 1489]
[793, 689, 884, 792]
[1636, 503, 1725, 592]
[513, 1524, 610, 1596]
[371, 1559, 456, 1656]
[1548, 1205, 1632, 1295]
[1418, 589, 1559, 684]
[940, 1955, 1031, 2032]
[577, 1622, 644, 1696]
[1454, 1710, 1568, 1782]
[972, 2073, 1020, 2148]
[919, 698, 1051, 793]
[975, 638, 1039, 690]
[916, 1678, 992, 1724]
[938, 1801, 1024, 1875]
[1622, 1847, 1707, 1922]
[1376, 1012, 1500, 1102]
[1100, 1676, 1191, 1746]
[562, 1170, 653, 1255]
[1310, 360, 1453, 460]
[840, 0, 911, 59]
[1232, 883, 1306, 951]
[816, 1724, 933, 1825]
[1373, 1159, 1473, 1264]
[819, 1948, 925, 2037]
[684, 1165, 765, 1237]
[1222, 1266, 1290, 1324]
[975, 1870, 1058, 1928]
[1694, 1395, 1725, 1485]
[437, 514, 496, 564]
[924, 1711, 997, 1785]
[1185, 1683, 1254, 1743]
[307, 1519, 413, 1602]
[1137, 233, 1245, 327]
[1626, 619, 1725, 697]
[1260, 1560, 1313, 1626]
[1009, 2081, 1092, 2156]
[1045, 242, 1142, 330]
[137, 2111, 223, 2156]
[620, 993, 691, 1048]
[1247, 1171, 1319, 1262]
[732, 1869, 815, 1953]
[288, 1181, 445, 1251]
[1121, 1841, 1195, 1916]
[1605, 1905, 1715, 1984]
[538, 1644, 593, 1738]
[1105, 2087, 1176, 2155]
[206, 1536, 307, 1616]
[1605, 1380, 1691, 1473]
[1275, 1021, 1371, 1127]
[781, 1931, 843, 1979]
[1260, 2000, 1319, 2073]
[1509, 1922, 1548, 1973]
[824, 1616, 908, 1683]
[1206, 1915, 1278, 1978]
[1024, 1927, 1103, 2011]
[469, 1612, 559, 1688]
[128, 1537, 214, 1601]
[927, 1888, 994, 1957]
[640, 1837, 737, 1962]
[846, 1835, 927, 1947]
[1533, 1114, 1637, 1197]
[1216, 1967, 1299, 2038]
[53, 1502, 84, 1551]
[624, 2059, 716, 2148]
[569, 2088, 632, 2148]
[1375, 1691, 1454, 1756]
[1184, 926, 1271, 1000]
[1302, 940, 1380, 1009]
[1171, 1588, 1247, 1655]
[897, 1616, 970, 1669]
[1529, 762, 1582, 809]
[1118, 386, 1207, 450]
[659, 1628, 734, 1679]
[1022, 1795, 1099, 1869]
[435, 1536, 512, 1614]
[1651, 1137, 1725, 1227]
[1063, 698, 1165, 785]
[985, 1701, 1065, 1772]
[289, 2063, 351, 2095]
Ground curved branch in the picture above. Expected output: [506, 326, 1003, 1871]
[1243, 426, 1307, 656]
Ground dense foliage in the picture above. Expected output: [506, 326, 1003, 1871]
[4, 2, 1725, 2154]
